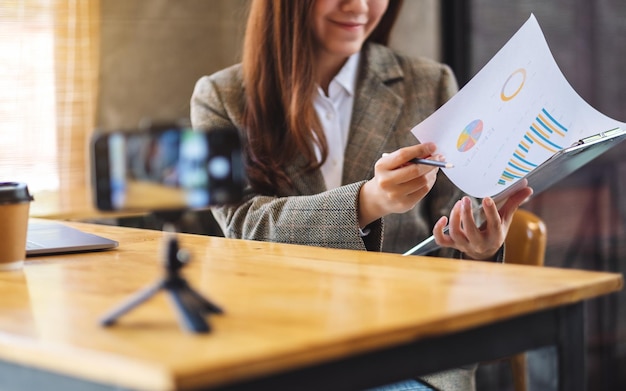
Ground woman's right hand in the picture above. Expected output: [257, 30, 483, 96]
[358, 143, 441, 228]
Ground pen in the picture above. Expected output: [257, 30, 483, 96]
[382, 153, 454, 168]
[408, 157, 454, 169]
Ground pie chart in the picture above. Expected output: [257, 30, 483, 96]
[456, 119, 483, 152]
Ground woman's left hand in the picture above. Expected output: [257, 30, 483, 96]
[432, 184, 534, 260]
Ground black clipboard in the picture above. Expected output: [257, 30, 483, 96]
[404, 127, 626, 256]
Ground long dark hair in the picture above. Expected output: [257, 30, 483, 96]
[242, 0, 403, 194]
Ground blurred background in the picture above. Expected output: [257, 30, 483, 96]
[452, 2, 626, 390]
[0, 1, 624, 390]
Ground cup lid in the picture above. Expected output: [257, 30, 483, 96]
[0, 182, 34, 204]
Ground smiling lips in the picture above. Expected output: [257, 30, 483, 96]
[332, 20, 366, 30]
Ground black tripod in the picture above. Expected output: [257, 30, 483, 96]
[100, 218, 223, 333]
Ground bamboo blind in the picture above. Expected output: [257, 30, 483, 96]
[0, 0, 100, 192]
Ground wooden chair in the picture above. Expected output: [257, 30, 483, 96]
[503, 208, 548, 391]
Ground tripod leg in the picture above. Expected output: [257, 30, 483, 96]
[167, 288, 210, 333]
[100, 280, 164, 327]
[184, 285, 224, 315]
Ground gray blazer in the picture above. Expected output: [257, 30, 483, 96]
[191, 43, 476, 390]
[191, 42, 465, 258]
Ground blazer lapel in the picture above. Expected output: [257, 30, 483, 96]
[286, 43, 405, 195]
[343, 43, 405, 184]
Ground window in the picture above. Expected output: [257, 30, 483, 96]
[0, 0, 99, 193]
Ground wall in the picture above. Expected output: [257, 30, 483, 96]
[97, 0, 440, 130]
[97, 0, 248, 129]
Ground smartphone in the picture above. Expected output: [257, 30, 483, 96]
[91, 124, 245, 212]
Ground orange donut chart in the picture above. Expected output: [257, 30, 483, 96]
[500, 68, 526, 101]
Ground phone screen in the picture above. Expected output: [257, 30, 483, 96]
[92, 125, 244, 211]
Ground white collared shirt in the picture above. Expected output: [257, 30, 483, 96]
[313, 52, 360, 190]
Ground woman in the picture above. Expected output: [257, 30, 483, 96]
[191, 0, 532, 389]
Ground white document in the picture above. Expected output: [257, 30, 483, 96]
[411, 14, 626, 198]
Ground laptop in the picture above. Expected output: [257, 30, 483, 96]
[26, 219, 118, 256]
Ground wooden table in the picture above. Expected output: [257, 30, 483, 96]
[29, 186, 97, 220]
[29, 186, 144, 221]
[0, 222, 622, 391]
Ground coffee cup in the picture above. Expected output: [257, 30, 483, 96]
[0, 182, 34, 271]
